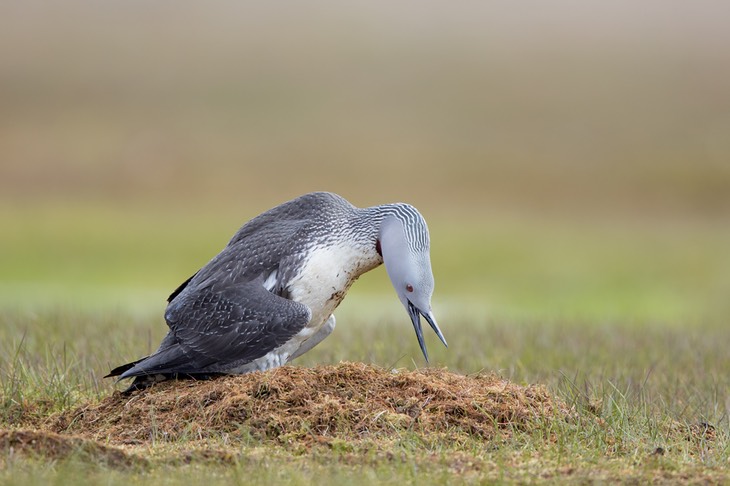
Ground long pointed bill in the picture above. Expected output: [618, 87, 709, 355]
[407, 301, 448, 362]
[423, 311, 448, 348]
[407, 301, 429, 362]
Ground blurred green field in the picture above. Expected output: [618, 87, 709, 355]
[1, 1, 730, 483]
[1, 201, 729, 323]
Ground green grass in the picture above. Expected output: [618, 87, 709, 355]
[1, 305, 729, 483]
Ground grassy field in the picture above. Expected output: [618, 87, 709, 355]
[1, 214, 729, 483]
[2, 1, 730, 483]
[1, 305, 729, 483]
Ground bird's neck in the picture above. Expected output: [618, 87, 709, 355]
[352, 204, 398, 246]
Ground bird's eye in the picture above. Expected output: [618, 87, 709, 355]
[406, 284, 414, 293]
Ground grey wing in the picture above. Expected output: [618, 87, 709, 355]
[119, 282, 311, 378]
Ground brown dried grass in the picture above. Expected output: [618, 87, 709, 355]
[50, 362, 571, 447]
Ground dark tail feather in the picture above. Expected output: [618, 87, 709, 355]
[168, 271, 197, 303]
[104, 357, 148, 378]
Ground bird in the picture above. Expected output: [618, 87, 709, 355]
[106, 192, 447, 391]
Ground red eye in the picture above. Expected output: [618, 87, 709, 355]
[406, 284, 414, 293]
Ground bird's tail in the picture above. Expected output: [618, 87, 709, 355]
[104, 357, 148, 378]
[105, 352, 224, 394]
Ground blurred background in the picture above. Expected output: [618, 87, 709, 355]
[1, 0, 729, 322]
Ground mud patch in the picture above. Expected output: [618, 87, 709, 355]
[0, 429, 144, 468]
[51, 362, 571, 447]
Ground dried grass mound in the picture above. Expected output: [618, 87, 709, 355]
[0, 429, 142, 468]
[52, 362, 570, 446]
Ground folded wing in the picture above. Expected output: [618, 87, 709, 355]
[117, 281, 311, 379]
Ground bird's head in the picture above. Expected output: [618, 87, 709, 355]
[378, 205, 447, 362]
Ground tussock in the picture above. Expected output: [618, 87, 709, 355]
[51, 362, 570, 446]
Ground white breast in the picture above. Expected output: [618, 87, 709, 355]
[288, 242, 378, 325]
[229, 241, 381, 374]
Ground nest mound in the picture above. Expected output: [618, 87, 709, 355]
[52, 362, 570, 446]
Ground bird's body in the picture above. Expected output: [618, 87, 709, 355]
[107, 192, 446, 391]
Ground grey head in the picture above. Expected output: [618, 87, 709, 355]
[377, 204, 447, 362]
